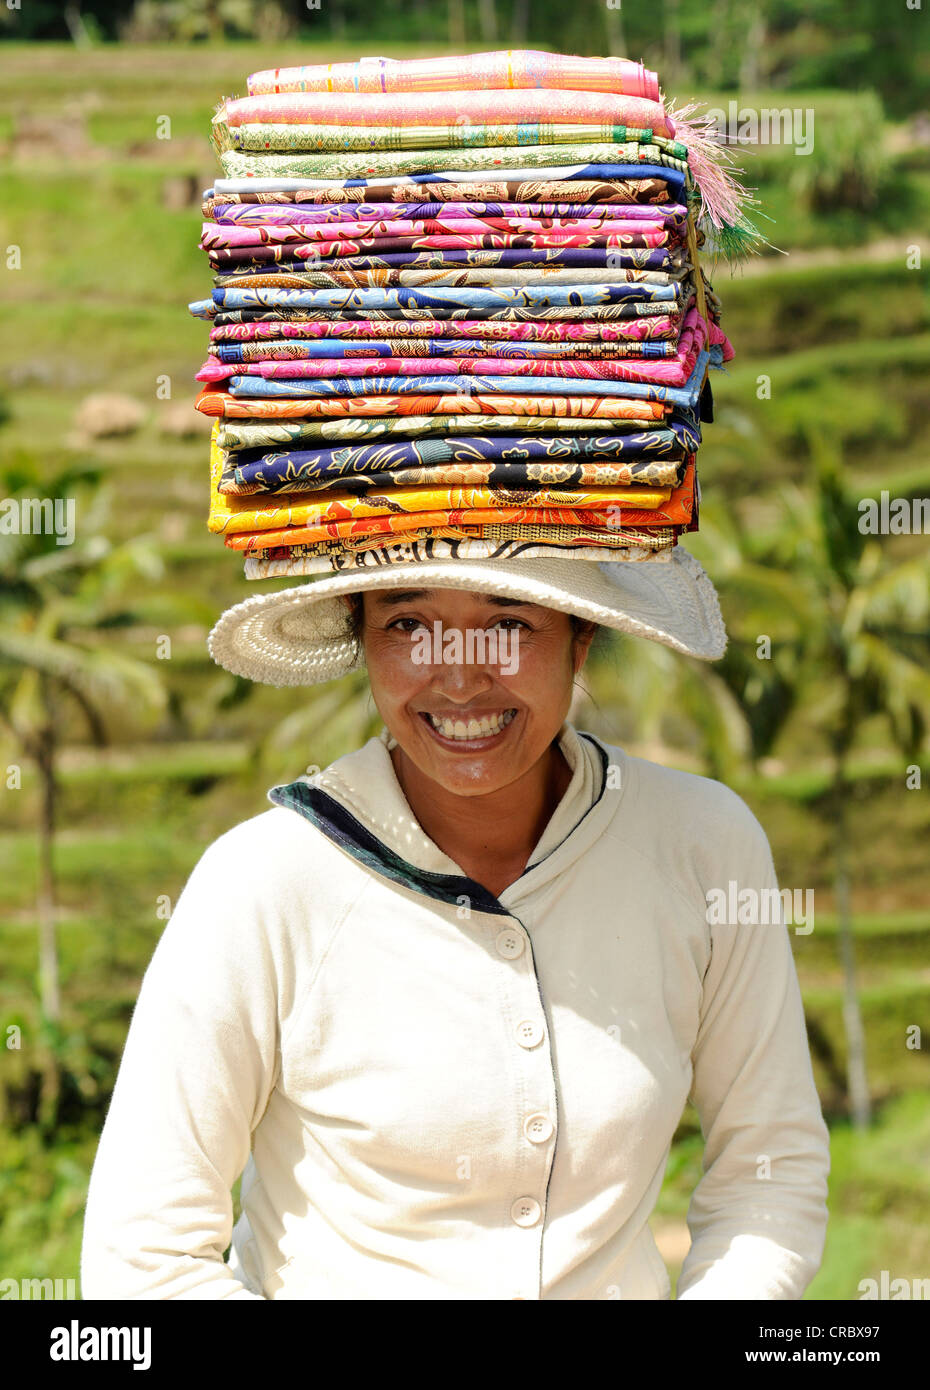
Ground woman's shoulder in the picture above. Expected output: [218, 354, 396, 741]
[183, 798, 345, 904]
[587, 735, 773, 870]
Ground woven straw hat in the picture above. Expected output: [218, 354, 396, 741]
[206, 547, 726, 687]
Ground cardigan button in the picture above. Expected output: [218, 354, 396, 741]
[523, 1112, 554, 1144]
[515, 1019, 544, 1048]
[495, 928, 524, 959]
[510, 1197, 542, 1227]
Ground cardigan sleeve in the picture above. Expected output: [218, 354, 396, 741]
[676, 811, 830, 1301]
[81, 833, 280, 1300]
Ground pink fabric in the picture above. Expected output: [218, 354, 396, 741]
[198, 308, 729, 387]
[246, 51, 659, 102]
[210, 201, 688, 227]
[202, 216, 674, 250]
[208, 231, 671, 263]
[208, 316, 683, 345]
[218, 89, 675, 138]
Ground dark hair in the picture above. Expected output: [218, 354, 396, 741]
[343, 590, 600, 659]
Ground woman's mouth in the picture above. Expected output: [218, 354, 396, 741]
[419, 708, 518, 744]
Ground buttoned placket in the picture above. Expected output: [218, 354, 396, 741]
[268, 725, 616, 1301]
[483, 906, 558, 1302]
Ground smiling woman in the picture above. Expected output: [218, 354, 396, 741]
[343, 586, 599, 896]
[80, 549, 831, 1303]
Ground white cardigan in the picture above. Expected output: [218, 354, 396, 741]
[81, 721, 829, 1300]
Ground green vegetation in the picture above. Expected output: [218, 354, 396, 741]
[0, 21, 928, 1296]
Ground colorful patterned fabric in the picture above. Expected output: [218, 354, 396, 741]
[219, 143, 689, 181]
[215, 414, 662, 451]
[221, 353, 710, 408]
[200, 309, 714, 388]
[246, 52, 659, 101]
[201, 350, 698, 389]
[207, 425, 696, 542]
[222, 456, 688, 497]
[245, 524, 675, 571]
[214, 272, 681, 294]
[187, 50, 743, 583]
[243, 530, 676, 578]
[200, 302, 682, 325]
[214, 337, 675, 361]
[224, 498, 692, 551]
[219, 122, 682, 155]
[218, 424, 699, 495]
[210, 245, 686, 274]
[210, 282, 680, 314]
[209, 200, 687, 226]
[208, 315, 682, 346]
[203, 175, 677, 212]
[208, 232, 675, 266]
[217, 90, 677, 138]
[202, 213, 683, 248]
[210, 163, 689, 195]
[196, 387, 671, 421]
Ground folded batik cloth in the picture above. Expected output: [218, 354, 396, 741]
[215, 414, 666, 451]
[206, 421, 696, 533]
[202, 211, 686, 249]
[211, 335, 677, 360]
[211, 272, 682, 293]
[217, 420, 700, 496]
[196, 387, 673, 422]
[208, 200, 687, 227]
[207, 233, 678, 267]
[225, 500, 693, 552]
[200, 305, 726, 389]
[215, 89, 678, 137]
[188, 48, 760, 584]
[243, 530, 676, 578]
[208, 282, 679, 312]
[219, 355, 710, 407]
[210, 250, 688, 279]
[218, 142, 689, 181]
[210, 248, 690, 278]
[246, 51, 660, 99]
[200, 305, 681, 326]
[207, 315, 684, 346]
[202, 175, 677, 214]
[218, 124, 685, 156]
[209, 452, 684, 537]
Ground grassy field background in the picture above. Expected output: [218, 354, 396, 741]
[0, 38, 928, 1300]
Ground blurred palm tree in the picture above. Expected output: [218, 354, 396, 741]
[706, 429, 930, 1129]
[0, 453, 215, 1126]
[575, 620, 751, 783]
[257, 666, 384, 783]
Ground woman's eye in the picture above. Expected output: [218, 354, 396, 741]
[490, 617, 529, 631]
[387, 616, 427, 632]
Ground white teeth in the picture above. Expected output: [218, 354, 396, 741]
[426, 709, 516, 740]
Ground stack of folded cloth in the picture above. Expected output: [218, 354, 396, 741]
[188, 50, 753, 579]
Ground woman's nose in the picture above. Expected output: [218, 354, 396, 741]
[427, 650, 496, 698]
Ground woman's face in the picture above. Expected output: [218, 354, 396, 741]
[354, 587, 594, 797]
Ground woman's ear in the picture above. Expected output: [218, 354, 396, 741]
[572, 622, 597, 675]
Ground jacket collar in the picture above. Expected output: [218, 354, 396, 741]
[268, 721, 622, 915]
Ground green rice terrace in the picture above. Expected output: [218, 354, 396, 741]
[0, 37, 928, 1299]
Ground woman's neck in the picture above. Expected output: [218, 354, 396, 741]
[389, 736, 573, 889]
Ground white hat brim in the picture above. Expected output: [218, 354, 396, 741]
[207, 548, 727, 687]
